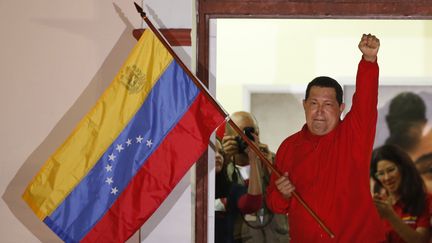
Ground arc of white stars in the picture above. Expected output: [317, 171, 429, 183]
[105, 177, 113, 185]
[115, 144, 124, 153]
[126, 138, 132, 146]
[111, 187, 118, 195]
[108, 153, 116, 162]
[105, 164, 113, 172]
[136, 135, 144, 143]
[146, 139, 153, 148]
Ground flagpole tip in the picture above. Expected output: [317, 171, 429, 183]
[133, 2, 146, 18]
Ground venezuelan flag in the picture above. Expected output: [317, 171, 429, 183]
[23, 29, 225, 242]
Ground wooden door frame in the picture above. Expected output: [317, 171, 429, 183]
[195, 1, 432, 242]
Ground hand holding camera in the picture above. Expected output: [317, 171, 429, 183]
[222, 126, 273, 168]
[235, 127, 256, 153]
[222, 127, 256, 157]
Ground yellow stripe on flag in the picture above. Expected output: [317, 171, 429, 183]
[23, 30, 173, 220]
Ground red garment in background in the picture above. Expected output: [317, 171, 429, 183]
[266, 58, 386, 242]
[238, 193, 262, 214]
[383, 197, 431, 242]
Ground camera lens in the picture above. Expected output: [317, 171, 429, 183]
[244, 127, 255, 141]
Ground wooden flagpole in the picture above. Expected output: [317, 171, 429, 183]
[133, 2, 334, 238]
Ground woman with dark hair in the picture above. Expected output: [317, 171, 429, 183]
[371, 145, 430, 243]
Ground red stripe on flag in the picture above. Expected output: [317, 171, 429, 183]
[81, 93, 224, 242]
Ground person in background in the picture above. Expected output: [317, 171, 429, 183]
[384, 92, 432, 199]
[385, 92, 432, 161]
[215, 138, 230, 243]
[266, 34, 386, 242]
[371, 145, 430, 243]
[222, 111, 288, 243]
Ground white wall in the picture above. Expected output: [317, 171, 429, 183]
[217, 19, 432, 112]
[0, 1, 193, 242]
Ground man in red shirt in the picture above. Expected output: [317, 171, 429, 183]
[266, 34, 386, 242]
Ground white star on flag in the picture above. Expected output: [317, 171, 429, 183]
[126, 138, 132, 146]
[111, 187, 118, 195]
[105, 177, 113, 185]
[108, 153, 116, 162]
[136, 135, 144, 143]
[146, 139, 153, 147]
[105, 164, 113, 172]
[115, 144, 124, 153]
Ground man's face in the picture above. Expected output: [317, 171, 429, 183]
[230, 113, 258, 153]
[303, 86, 345, 136]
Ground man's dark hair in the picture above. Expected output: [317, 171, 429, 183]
[305, 76, 343, 105]
[385, 92, 427, 150]
[387, 92, 426, 123]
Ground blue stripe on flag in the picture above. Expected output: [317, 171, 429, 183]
[44, 60, 199, 242]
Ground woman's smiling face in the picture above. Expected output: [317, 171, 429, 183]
[375, 160, 401, 195]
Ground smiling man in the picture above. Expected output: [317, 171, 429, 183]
[303, 77, 345, 136]
[266, 34, 387, 242]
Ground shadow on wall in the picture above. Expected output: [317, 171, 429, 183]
[2, 4, 136, 242]
[145, 4, 192, 68]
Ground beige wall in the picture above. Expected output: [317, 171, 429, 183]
[4, 3, 432, 242]
[0, 1, 193, 242]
